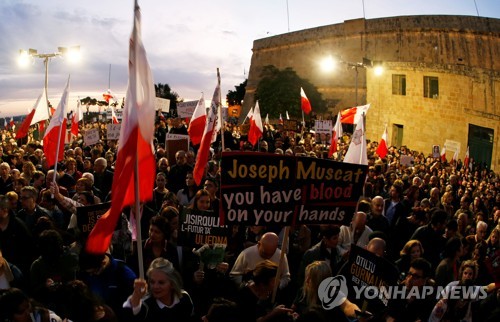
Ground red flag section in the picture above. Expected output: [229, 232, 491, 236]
[300, 87, 312, 114]
[376, 126, 388, 159]
[111, 108, 120, 124]
[43, 77, 70, 168]
[440, 146, 447, 162]
[464, 146, 470, 169]
[15, 109, 36, 139]
[328, 112, 343, 158]
[187, 95, 206, 145]
[340, 104, 370, 124]
[86, 1, 156, 254]
[193, 70, 220, 186]
[248, 101, 263, 146]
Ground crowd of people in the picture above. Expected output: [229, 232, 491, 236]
[0, 117, 498, 322]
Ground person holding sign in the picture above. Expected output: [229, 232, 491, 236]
[338, 212, 373, 259]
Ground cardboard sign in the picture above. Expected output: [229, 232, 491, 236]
[177, 100, 199, 118]
[106, 124, 121, 140]
[221, 152, 367, 226]
[165, 134, 189, 166]
[314, 120, 333, 134]
[84, 128, 100, 146]
[106, 108, 122, 121]
[76, 202, 111, 239]
[179, 208, 228, 247]
[155, 97, 170, 112]
[400, 155, 415, 167]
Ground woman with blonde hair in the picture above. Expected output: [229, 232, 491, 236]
[440, 191, 454, 218]
[124, 257, 193, 321]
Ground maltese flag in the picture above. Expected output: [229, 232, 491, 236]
[187, 94, 206, 145]
[341, 104, 370, 124]
[376, 126, 389, 159]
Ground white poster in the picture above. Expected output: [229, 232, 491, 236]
[84, 128, 100, 146]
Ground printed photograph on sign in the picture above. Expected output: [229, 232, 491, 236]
[432, 145, 440, 158]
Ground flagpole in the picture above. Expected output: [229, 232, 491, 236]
[217, 68, 224, 152]
[133, 0, 145, 281]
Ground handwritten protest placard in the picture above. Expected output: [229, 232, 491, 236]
[106, 124, 121, 140]
[221, 152, 367, 226]
[84, 128, 100, 146]
[177, 100, 198, 118]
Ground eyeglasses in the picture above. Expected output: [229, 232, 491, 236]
[406, 272, 424, 279]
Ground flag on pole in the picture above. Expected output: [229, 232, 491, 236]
[264, 113, 269, 125]
[31, 88, 50, 125]
[375, 126, 389, 159]
[43, 76, 70, 168]
[103, 89, 116, 103]
[340, 104, 370, 124]
[187, 94, 206, 145]
[9, 118, 15, 130]
[286, 111, 290, 120]
[300, 87, 312, 114]
[328, 112, 343, 158]
[15, 95, 41, 139]
[279, 113, 283, 125]
[71, 99, 83, 137]
[452, 149, 459, 163]
[440, 146, 447, 162]
[464, 146, 470, 169]
[244, 107, 253, 124]
[248, 101, 263, 146]
[343, 116, 367, 165]
[111, 107, 120, 124]
[193, 70, 220, 186]
[86, 0, 156, 254]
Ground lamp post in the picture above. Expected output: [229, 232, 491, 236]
[18, 46, 80, 117]
[320, 56, 381, 106]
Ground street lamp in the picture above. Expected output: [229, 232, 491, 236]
[18, 46, 80, 116]
[321, 56, 382, 106]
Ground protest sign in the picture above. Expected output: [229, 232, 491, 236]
[283, 119, 298, 131]
[165, 134, 189, 166]
[221, 152, 367, 226]
[177, 100, 198, 118]
[76, 202, 111, 239]
[155, 97, 170, 112]
[84, 128, 100, 146]
[179, 208, 228, 247]
[106, 124, 121, 140]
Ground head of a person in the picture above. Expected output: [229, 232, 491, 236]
[404, 258, 431, 288]
[175, 150, 187, 166]
[400, 240, 424, 260]
[194, 189, 211, 211]
[430, 209, 448, 231]
[0, 195, 10, 222]
[442, 237, 463, 260]
[75, 178, 93, 193]
[444, 219, 458, 238]
[0, 162, 11, 179]
[459, 260, 479, 283]
[257, 232, 279, 259]
[252, 260, 278, 289]
[161, 206, 180, 234]
[146, 257, 183, 301]
[38, 229, 64, 260]
[149, 215, 170, 243]
[371, 196, 384, 216]
[319, 225, 340, 249]
[0, 288, 34, 322]
[475, 221, 488, 241]
[366, 237, 386, 257]
[19, 186, 38, 211]
[157, 157, 169, 173]
[77, 191, 95, 206]
[162, 191, 179, 209]
[156, 172, 167, 189]
[303, 261, 332, 306]
[93, 157, 107, 174]
[352, 211, 367, 231]
[202, 298, 239, 322]
[487, 227, 500, 247]
[203, 178, 218, 196]
[185, 171, 195, 188]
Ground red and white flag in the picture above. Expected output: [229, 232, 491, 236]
[9, 118, 15, 130]
[193, 70, 221, 186]
[264, 114, 269, 125]
[86, 0, 156, 254]
[452, 149, 459, 163]
[464, 146, 470, 169]
[187, 94, 206, 145]
[248, 101, 263, 146]
[15, 94, 42, 139]
[343, 118, 367, 165]
[300, 87, 312, 115]
[111, 107, 120, 124]
[328, 112, 343, 158]
[71, 99, 83, 137]
[340, 104, 370, 124]
[279, 113, 283, 125]
[103, 89, 116, 104]
[440, 146, 447, 162]
[43, 76, 70, 168]
[375, 126, 389, 159]
[31, 88, 50, 125]
[286, 111, 290, 120]
[244, 107, 253, 124]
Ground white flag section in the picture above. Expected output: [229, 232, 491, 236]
[344, 118, 368, 165]
[31, 88, 50, 125]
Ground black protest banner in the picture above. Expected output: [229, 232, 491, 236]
[221, 152, 367, 226]
[341, 245, 399, 310]
[76, 202, 111, 239]
[283, 119, 298, 131]
[179, 208, 228, 247]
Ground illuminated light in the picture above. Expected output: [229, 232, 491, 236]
[18, 50, 31, 67]
[320, 56, 336, 73]
[374, 65, 384, 76]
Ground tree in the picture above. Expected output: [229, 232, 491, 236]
[226, 79, 247, 106]
[255, 65, 326, 119]
[155, 83, 181, 113]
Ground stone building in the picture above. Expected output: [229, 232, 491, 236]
[243, 15, 499, 170]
